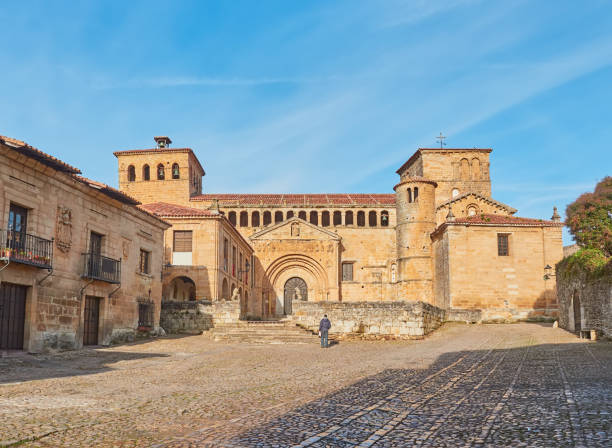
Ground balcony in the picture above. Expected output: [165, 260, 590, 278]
[0, 229, 53, 269]
[82, 253, 121, 284]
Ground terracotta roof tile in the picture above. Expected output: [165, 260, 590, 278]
[71, 175, 140, 205]
[140, 202, 216, 218]
[452, 214, 562, 226]
[1, 134, 81, 174]
[191, 193, 396, 206]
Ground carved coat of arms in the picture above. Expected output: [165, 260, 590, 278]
[55, 206, 72, 253]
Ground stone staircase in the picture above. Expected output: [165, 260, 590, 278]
[208, 319, 318, 344]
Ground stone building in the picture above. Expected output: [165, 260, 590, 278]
[0, 135, 168, 352]
[115, 138, 564, 323]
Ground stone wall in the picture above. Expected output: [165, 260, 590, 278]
[291, 301, 445, 338]
[556, 262, 612, 338]
[160, 300, 240, 334]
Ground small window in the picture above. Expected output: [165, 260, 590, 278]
[275, 211, 283, 223]
[467, 206, 478, 216]
[345, 211, 354, 225]
[368, 211, 377, 227]
[407, 188, 412, 203]
[172, 163, 180, 179]
[310, 211, 318, 225]
[228, 211, 237, 226]
[357, 211, 365, 227]
[452, 188, 460, 197]
[497, 234, 509, 256]
[263, 211, 272, 226]
[173, 230, 192, 252]
[342, 262, 354, 281]
[298, 211, 307, 220]
[252, 211, 260, 227]
[139, 249, 151, 274]
[333, 211, 342, 226]
[223, 238, 228, 271]
[240, 211, 248, 227]
[157, 163, 165, 180]
[138, 300, 154, 328]
[381, 211, 389, 227]
[143, 164, 150, 181]
[287, 210, 294, 219]
[413, 187, 419, 202]
[127, 165, 136, 182]
[322, 211, 330, 227]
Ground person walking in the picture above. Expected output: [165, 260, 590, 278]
[319, 314, 331, 348]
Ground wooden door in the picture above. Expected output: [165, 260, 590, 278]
[0, 283, 27, 350]
[83, 296, 100, 345]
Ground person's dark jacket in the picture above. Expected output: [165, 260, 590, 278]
[319, 317, 331, 332]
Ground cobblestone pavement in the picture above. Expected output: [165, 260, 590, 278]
[0, 324, 610, 447]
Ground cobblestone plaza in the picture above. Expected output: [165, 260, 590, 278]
[1, 323, 610, 447]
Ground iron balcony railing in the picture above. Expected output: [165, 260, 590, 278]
[0, 229, 53, 269]
[82, 252, 121, 284]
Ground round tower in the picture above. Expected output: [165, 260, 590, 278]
[394, 177, 437, 303]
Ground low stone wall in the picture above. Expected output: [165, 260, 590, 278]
[291, 301, 445, 338]
[160, 300, 240, 334]
[556, 262, 612, 338]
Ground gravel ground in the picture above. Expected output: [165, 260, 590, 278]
[0, 323, 610, 447]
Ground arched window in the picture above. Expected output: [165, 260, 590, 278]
[414, 187, 419, 202]
[345, 211, 354, 225]
[460, 158, 470, 180]
[407, 188, 412, 203]
[381, 211, 389, 227]
[287, 210, 294, 219]
[368, 211, 377, 227]
[263, 211, 272, 226]
[452, 188, 460, 197]
[127, 165, 136, 182]
[471, 158, 480, 180]
[357, 211, 365, 227]
[143, 164, 150, 181]
[275, 211, 283, 223]
[228, 211, 237, 226]
[157, 163, 165, 180]
[240, 211, 248, 227]
[322, 211, 330, 227]
[333, 211, 342, 226]
[298, 210, 307, 220]
[310, 211, 318, 225]
[467, 205, 478, 216]
[252, 211, 260, 227]
[172, 163, 180, 179]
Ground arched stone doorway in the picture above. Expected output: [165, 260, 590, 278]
[283, 277, 307, 315]
[221, 278, 229, 301]
[167, 276, 196, 301]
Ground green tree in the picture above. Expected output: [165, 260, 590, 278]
[565, 176, 612, 257]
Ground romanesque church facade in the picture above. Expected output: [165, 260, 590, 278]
[116, 137, 563, 322]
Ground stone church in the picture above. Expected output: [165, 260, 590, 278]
[116, 136, 563, 325]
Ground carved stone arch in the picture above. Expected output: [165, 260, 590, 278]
[471, 157, 481, 180]
[265, 254, 328, 316]
[460, 158, 470, 180]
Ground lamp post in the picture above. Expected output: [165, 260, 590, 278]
[543, 264, 556, 313]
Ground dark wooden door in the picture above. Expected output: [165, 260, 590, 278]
[0, 283, 27, 350]
[573, 292, 581, 333]
[83, 296, 100, 345]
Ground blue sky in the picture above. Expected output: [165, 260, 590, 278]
[1, 1, 611, 244]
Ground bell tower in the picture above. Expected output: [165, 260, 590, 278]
[114, 136, 205, 205]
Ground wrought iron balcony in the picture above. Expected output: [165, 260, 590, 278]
[82, 253, 121, 284]
[0, 229, 53, 269]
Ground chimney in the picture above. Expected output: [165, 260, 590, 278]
[154, 136, 172, 149]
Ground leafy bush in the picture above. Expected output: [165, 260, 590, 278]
[565, 176, 612, 257]
[558, 248, 610, 279]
